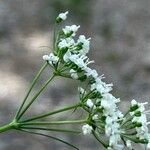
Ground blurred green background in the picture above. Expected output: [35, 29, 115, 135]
[0, 0, 150, 149]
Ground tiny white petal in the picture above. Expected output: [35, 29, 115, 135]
[126, 140, 132, 150]
[43, 55, 50, 61]
[82, 124, 93, 135]
[58, 11, 68, 20]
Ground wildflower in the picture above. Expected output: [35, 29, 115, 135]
[78, 87, 86, 95]
[91, 80, 113, 94]
[82, 124, 93, 135]
[56, 11, 68, 23]
[129, 100, 150, 143]
[41, 11, 150, 150]
[77, 35, 91, 55]
[92, 114, 98, 120]
[43, 53, 59, 64]
[62, 25, 80, 37]
[70, 69, 78, 79]
[109, 134, 123, 150]
[58, 38, 75, 49]
[43, 55, 50, 61]
[84, 67, 98, 79]
[86, 99, 94, 108]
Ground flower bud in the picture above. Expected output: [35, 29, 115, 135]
[56, 11, 68, 23]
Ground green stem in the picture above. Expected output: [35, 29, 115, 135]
[122, 134, 148, 144]
[15, 62, 48, 120]
[121, 116, 133, 127]
[20, 119, 86, 126]
[53, 22, 56, 50]
[20, 126, 81, 134]
[0, 120, 18, 133]
[92, 131, 108, 148]
[19, 129, 79, 150]
[123, 110, 130, 118]
[22, 103, 81, 122]
[0, 123, 13, 133]
[59, 73, 72, 79]
[18, 74, 55, 120]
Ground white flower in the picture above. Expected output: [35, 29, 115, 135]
[92, 114, 98, 120]
[109, 134, 122, 150]
[130, 100, 150, 140]
[43, 53, 59, 64]
[58, 11, 68, 20]
[75, 55, 94, 69]
[105, 115, 121, 137]
[77, 35, 91, 55]
[63, 52, 94, 70]
[70, 69, 78, 79]
[62, 25, 80, 36]
[86, 99, 95, 108]
[78, 87, 86, 95]
[147, 140, 150, 149]
[49, 53, 59, 64]
[82, 124, 93, 135]
[43, 55, 50, 61]
[84, 67, 98, 79]
[131, 99, 138, 106]
[63, 51, 72, 62]
[126, 140, 132, 150]
[91, 80, 113, 94]
[100, 93, 119, 116]
[58, 38, 75, 49]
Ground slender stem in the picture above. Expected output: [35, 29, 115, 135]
[121, 134, 148, 144]
[123, 110, 130, 118]
[18, 74, 55, 120]
[53, 22, 56, 50]
[121, 136, 127, 147]
[121, 116, 133, 127]
[15, 62, 48, 120]
[19, 129, 79, 150]
[0, 120, 19, 133]
[59, 73, 72, 79]
[0, 123, 13, 133]
[22, 103, 81, 122]
[20, 119, 86, 126]
[92, 131, 108, 148]
[20, 126, 81, 134]
[123, 131, 137, 136]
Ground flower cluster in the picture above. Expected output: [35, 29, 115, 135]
[42, 11, 150, 150]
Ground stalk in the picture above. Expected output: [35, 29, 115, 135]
[0, 124, 13, 133]
[20, 120, 86, 126]
[20, 126, 81, 134]
[19, 129, 79, 150]
[92, 131, 108, 148]
[18, 74, 55, 120]
[15, 62, 48, 120]
[0, 120, 19, 133]
[22, 103, 81, 122]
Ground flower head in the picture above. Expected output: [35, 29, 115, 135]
[41, 11, 150, 150]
